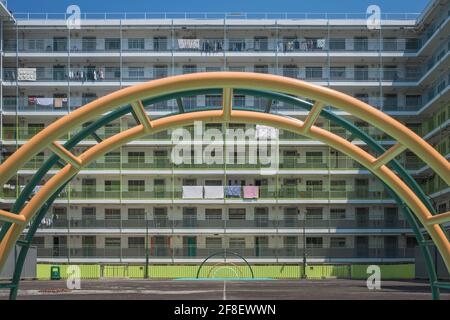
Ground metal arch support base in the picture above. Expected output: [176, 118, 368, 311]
[0, 72, 448, 300]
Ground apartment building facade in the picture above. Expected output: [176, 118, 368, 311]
[0, 0, 448, 265]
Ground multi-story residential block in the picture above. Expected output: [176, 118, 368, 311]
[0, 0, 448, 269]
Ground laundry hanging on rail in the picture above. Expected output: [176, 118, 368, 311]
[178, 39, 200, 50]
[36, 97, 54, 106]
[182, 186, 203, 199]
[225, 185, 241, 197]
[204, 186, 224, 199]
[243, 186, 259, 199]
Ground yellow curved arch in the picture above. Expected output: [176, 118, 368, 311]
[0, 72, 449, 272]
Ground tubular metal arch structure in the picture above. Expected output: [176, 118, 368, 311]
[0, 72, 448, 299]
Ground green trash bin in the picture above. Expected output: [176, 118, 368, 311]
[50, 266, 61, 280]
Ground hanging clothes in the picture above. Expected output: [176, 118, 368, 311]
[182, 186, 203, 199]
[54, 98, 64, 108]
[204, 186, 224, 199]
[225, 185, 241, 197]
[243, 186, 259, 199]
[36, 97, 54, 106]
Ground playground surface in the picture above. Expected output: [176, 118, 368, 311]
[0, 279, 448, 300]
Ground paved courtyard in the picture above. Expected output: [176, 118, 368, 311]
[0, 279, 448, 300]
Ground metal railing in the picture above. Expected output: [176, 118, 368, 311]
[34, 244, 415, 260]
[12, 12, 421, 21]
[3, 37, 423, 53]
[36, 217, 410, 230]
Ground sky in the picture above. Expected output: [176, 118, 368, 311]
[7, 0, 431, 15]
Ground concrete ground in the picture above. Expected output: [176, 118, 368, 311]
[0, 279, 449, 300]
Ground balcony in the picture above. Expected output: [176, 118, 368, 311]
[34, 244, 415, 260]
[2, 184, 393, 201]
[3, 37, 423, 54]
[36, 217, 410, 230]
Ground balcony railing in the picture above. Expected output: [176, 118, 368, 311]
[2, 66, 424, 83]
[37, 217, 410, 230]
[34, 244, 415, 260]
[2, 185, 392, 201]
[3, 37, 423, 54]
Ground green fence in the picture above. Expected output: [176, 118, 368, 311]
[35, 263, 414, 280]
[350, 264, 415, 279]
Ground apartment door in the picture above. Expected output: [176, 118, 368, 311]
[384, 207, 399, 228]
[255, 207, 269, 227]
[355, 178, 369, 198]
[254, 178, 268, 197]
[154, 179, 165, 198]
[154, 150, 168, 167]
[354, 65, 368, 81]
[154, 207, 168, 228]
[285, 236, 297, 257]
[355, 236, 369, 258]
[354, 37, 368, 51]
[355, 207, 369, 228]
[183, 236, 197, 257]
[154, 65, 168, 78]
[384, 236, 398, 258]
[82, 37, 96, 52]
[154, 37, 168, 51]
[53, 65, 66, 81]
[53, 236, 67, 257]
[82, 236, 96, 257]
[255, 236, 269, 257]
[154, 236, 167, 257]
[283, 150, 297, 169]
[183, 207, 197, 227]
[254, 36, 268, 51]
[82, 207, 96, 228]
[81, 178, 96, 198]
[53, 37, 67, 52]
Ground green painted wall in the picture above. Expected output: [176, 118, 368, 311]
[350, 264, 415, 279]
[35, 264, 414, 280]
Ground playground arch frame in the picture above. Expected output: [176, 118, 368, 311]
[0, 72, 448, 299]
[196, 251, 255, 279]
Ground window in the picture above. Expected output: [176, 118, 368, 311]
[128, 152, 145, 163]
[105, 180, 120, 192]
[128, 237, 145, 248]
[128, 180, 145, 192]
[330, 180, 346, 191]
[405, 38, 420, 51]
[330, 67, 345, 80]
[128, 208, 145, 220]
[105, 38, 120, 51]
[205, 208, 222, 220]
[105, 208, 121, 220]
[330, 208, 346, 220]
[306, 207, 323, 220]
[305, 151, 323, 163]
[128, 67, 145, 80]
[228, 208, 245, 220]
[406, 236, 418, 248]
[105, 238, 121, 248]
[306, 180, 323, 191]
[305, 67, 322, 79]
[306, 237, 323, 248]
[229, 238, 245, 249]
[153, 37, 168, 51]
[128, 38, 145, 50]
[383, 94, 397, 108]
[28, 39, 44, 51]
[206, 237, 222, 249]
[105, 152, 120, 163]
[205, 95, 222, 107]
[405, 95, 422, 108]
[254, 65, 269, 74]
[330, 237, 346, 248]
[329, 38, 345, 50]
